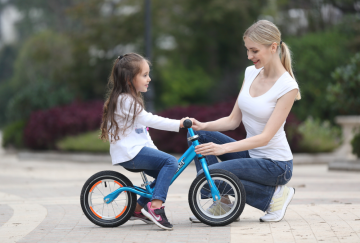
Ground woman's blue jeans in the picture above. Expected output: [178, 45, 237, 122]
[187, 131, 293, 212]
[118, 147, 178, 207]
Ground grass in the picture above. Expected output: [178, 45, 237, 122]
[57, 130, 109, 153]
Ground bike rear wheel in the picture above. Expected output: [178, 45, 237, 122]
[80, 170, 137, 227]
[188, 169, 246, 226]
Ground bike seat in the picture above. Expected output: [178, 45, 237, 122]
[123, 167, 144, 173]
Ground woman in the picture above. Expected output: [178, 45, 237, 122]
[189, 20, 300, 223]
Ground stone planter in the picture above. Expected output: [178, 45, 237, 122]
[329, 116, 360, 171]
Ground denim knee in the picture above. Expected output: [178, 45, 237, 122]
[166, 156, 178, 172]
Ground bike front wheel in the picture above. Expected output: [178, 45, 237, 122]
[80, 170, 137, 227]
[188, 169, 246, 226]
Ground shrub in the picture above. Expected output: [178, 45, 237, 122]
[6, 82, 74, 122]
[24, 100, 103, 150]
[158, 62, 213, 108]
[351, 131, 360, 158]
[287, 30, 350, 121]
[2, 120, 26, 148]
[327, 52, 360, 116]
[151, 98, 302, 154]
[297, 117, 341, 153]
[57, 130, 109, 153]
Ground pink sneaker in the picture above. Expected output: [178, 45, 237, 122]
[141, 202, 173, 230]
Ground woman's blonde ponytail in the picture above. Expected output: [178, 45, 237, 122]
[280, 42, 301, 100]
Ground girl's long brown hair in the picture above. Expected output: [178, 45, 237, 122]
[100, 53, 150, 142]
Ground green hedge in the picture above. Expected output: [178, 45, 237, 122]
[2, 120, 26, 148]
[57, 130, 109, 153]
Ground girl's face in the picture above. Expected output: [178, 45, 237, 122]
[133, 60, 151, 93]
[244, 37, 277, 69]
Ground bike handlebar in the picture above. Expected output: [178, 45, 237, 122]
[183, 119, 193, 129]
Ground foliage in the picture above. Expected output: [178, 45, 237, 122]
[351, 131, 360, 158]
[155, 0, 263, 103]
[0, 45, 18, 126]
[2, 120, 26, 148]
[0, 31, 75, 126]
[0, 1, 77, 40]
[327, 53, 360, 115]
[57, 131, 109, 153]
[64, 0, 264, 103]
[0, 81, 15, 127]
[0, 45, 18, 85]
[158, 62, 213, 108]
[11, 30, 73, 89]
[6, 82, 74, 122]
[297, 117, 341, 153]
[286, 30, 351, 121]
[151, 98, 301, 153]
[24, 100, 103, 150]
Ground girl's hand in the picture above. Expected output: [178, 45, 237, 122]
[195, 142, 227, 156]
[179, 117, 195, 128]
[191, 119, 206, 131]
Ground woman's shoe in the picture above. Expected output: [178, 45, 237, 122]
[189, 201, 240, 223]
[260, 185, 295, 222]
[141, 202, 173, 230]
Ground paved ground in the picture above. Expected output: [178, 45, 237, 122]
[0, 151, 359, 243]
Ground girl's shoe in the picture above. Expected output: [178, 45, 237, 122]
[260, 185, 295, 222]
[141, 202, 173, 230]
[129, 211, 154, 224]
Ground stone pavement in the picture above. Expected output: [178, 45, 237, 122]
[0, 153, 359, 243]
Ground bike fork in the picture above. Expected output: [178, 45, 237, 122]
[198, 157, 221, 202]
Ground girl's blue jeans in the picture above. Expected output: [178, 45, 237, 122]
[118, 147, 178, 207]
[188, 131, 293, 212]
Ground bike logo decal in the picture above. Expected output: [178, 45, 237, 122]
[176, 158, 185, 173]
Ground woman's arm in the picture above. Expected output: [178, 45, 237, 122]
[192, 80, 245, 132]
[195, 89, 298, 156]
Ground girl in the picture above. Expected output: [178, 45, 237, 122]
[100, 53, 192, 230]
[189, 20, 300, 223]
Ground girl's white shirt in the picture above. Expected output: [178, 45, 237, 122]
[238, 65, 299, 161]
[109, 94, 180, 164]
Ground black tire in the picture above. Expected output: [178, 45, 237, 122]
[188, 169, 246, 226]
[80, 170, 137, 227]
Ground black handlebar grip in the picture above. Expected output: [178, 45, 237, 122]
[183, 119, 192, 129]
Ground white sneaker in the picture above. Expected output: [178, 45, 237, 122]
[260, 185, 295, 222]
[189, 201, 240, 223]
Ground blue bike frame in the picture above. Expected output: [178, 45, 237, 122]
[103, 127, 221, 204]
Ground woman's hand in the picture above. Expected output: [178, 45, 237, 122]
[191, 119, 206, 131]
[195, 142, 227, 156]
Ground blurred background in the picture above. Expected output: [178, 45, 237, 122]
[0, 0, 359, 157]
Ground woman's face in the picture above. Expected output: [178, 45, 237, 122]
[133, 60, 151, 93]
[244, 37, 277, 69]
